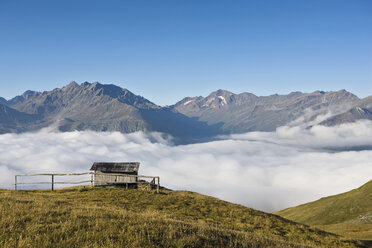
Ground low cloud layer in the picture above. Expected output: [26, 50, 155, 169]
[1, 121, 372, 212]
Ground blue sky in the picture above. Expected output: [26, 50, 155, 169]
[0, 0, 371, 105]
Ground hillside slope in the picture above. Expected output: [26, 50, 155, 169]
[276, 180, 372, 241]
[0, 187, 364, 247]
[0, 104, 42, 133]
[320, 107, 372, 126]
[321, 96, 372, 126]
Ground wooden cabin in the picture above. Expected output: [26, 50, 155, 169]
[90, 162, 140, 188]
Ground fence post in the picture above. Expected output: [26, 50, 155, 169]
[51, 174, 54, 191]
[157, 177, 160, 193]
[90, 173, 94, 188]
[14, 176, 17, 191]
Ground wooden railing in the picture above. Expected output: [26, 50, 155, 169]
[14, 172, 160, 193]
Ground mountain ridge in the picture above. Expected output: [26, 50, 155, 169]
[0, 81, 369, 139]
[171, 88, 360, 133]
[2, 82, 221, 141]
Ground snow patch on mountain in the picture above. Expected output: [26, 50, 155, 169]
[218, 96, 227, 105]
[183, 100, 193, 106]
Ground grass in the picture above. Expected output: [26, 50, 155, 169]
[0, 187, 366, 247]
[316, 222, 372, 241]
[276, 180, 372, 241]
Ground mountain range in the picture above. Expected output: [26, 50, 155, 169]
[1, 81, 371, 140]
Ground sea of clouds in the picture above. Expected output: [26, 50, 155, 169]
[1, 120, 372, 212]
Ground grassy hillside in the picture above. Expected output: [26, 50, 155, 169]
[0, 187, 365, 248]
[276, 180, 372, 241]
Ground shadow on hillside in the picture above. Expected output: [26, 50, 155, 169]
[139, 108, 225, 144]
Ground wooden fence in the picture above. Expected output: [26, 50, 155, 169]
[14, 172, 160, 193]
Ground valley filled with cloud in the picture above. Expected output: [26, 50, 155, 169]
[1, 120, 372, 212]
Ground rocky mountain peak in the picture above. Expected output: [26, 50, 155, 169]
[22, 90, 39, 98]
[0, 97, 8, 105]
[10, 81, 159, 118]
[67, 81, 78, 87]
[208, 89, 233, 98]
[62, 81, 80, 92]
[202, 89, 234, 107]
[336, 89, 359, 98]
[81, 81, 91, 87]
[7, 90, 40, 106]
[288, 91, 303, 97]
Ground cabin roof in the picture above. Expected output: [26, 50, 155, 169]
[90, 162, 140, 173]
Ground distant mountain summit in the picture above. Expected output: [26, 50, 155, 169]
[0, 97, 7, 106]
[13, 81, 157, 115]
[3, 82, 219, 141]
[7, 90, 41, 106]
[10, 81, 158, 132]
[171, 89, 360, 132]
[0, 81, 370, 140]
